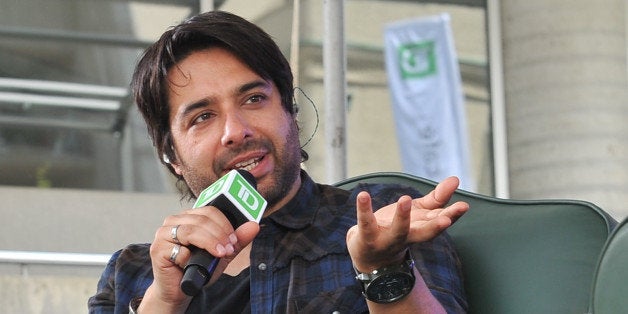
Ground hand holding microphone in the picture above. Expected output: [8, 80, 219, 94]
[180, 169, 267, 296]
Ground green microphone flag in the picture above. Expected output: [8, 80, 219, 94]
[193, 169, 267, 224]
[181, 169, 268, 296]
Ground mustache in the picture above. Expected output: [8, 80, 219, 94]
[213, 139, 273, 173]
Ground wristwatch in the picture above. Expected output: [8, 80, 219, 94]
[354, 250, 416, 304]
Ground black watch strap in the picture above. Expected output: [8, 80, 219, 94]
[354, 250, 416, 303]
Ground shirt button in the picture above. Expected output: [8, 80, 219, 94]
[332, 311, 340, 314]
[258, 262, 267, 271]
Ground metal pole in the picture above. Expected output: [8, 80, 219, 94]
[0, 250, 110, 266]
[0, 77, 128, 98]
[290, 0, 301, 88]
[0, 92, 120, 111]
[120, 115, 135, 192]
[487, 0, 510, 198]
[199, 0, 213, 12]
[0, 26, 151, 48]
[323, 0, 347, 183]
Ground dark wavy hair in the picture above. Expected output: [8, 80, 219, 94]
[131, 11, 307, 196]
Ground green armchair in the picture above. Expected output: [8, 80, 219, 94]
[335, 172, 616, 314]
[590, 216, 628, 313]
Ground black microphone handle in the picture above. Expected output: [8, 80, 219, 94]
[180, 170, 257, 296]
[180, 247, 220, 296]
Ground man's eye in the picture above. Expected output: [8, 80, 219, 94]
[247, 94, 265, 103]
[193, 112, 212, 124]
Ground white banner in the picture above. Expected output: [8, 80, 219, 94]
[384, 13, 473, 191]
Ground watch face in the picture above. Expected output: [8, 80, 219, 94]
[365, 272, 415, 303]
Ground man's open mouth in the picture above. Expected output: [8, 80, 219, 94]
[233, 156, 262, 172]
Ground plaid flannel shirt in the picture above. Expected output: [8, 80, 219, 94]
[88, 171, 467, 313]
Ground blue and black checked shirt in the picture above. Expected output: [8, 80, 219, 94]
[89, 171, 467, 313]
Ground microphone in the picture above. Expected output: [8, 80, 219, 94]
[180, 169, 267, 296]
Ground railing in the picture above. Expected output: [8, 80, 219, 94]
[0, 77, 130, 132]
[0, 250, 110, 266]
[0, 76, 135, 190]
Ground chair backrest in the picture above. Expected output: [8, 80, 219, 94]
[590, 217, 628, 313]
[335, 172, 616, 314]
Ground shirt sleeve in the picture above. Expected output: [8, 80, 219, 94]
[88, 250, 122, 314]
[88, 244, 154, 314]
[412, 233, 468, 313]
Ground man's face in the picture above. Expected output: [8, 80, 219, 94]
[166, 47, 302, 209]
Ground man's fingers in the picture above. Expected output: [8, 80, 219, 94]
[407, 216, 453, 243]
[355, 191, 378, 239]
[414, 176, 460, 209]
[407, 200, 469, 242]
[234, 221, 260, 248]
[441, 201, 469, 223]
[424, 201, 469, 220]
[391, 195, 412, 241]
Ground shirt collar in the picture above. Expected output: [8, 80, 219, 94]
[262, 170, 320, 230]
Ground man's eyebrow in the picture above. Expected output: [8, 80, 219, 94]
[176, 80, 270, 120]
[178, 98, 212, 120]
[238, 80, 271, 95]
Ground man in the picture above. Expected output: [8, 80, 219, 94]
[89, 11, 468, 313]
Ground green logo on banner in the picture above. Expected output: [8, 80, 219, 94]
[398, 40, 436, 79]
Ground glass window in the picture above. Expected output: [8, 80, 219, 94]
[0, 0, 191, 192]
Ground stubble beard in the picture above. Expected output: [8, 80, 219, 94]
[180, 125, 302, 208]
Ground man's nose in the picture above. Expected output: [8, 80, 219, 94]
[220, 113, 253, 146]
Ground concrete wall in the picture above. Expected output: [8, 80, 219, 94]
[501, 0, 628, 219]
[0, 186, 188, 314]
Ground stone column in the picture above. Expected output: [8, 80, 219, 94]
[501, 0, 628, 219]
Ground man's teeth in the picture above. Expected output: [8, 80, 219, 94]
[234, 158, 260, 172]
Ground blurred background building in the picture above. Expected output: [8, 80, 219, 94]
[0, 0, 626, 312]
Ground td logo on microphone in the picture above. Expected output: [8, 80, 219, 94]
[194, 170, 267, 223]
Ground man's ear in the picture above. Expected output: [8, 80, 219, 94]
[163, 152, 183, 175]
[171, 164, 183, 176]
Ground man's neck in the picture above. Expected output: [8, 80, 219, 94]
[263, 172, 302, 217]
